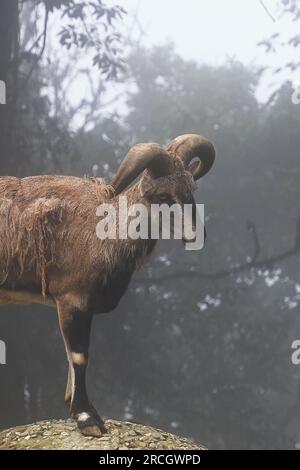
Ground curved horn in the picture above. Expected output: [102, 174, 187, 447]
[166, 134, 215, 180]
[111, 143, 173, 195]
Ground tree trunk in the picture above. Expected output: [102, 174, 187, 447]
[0, 0, 19, 175]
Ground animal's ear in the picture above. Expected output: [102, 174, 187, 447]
[139, 176, 158, 197]
[188, 160, 201, 179]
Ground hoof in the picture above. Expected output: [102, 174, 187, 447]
[76, 412, 107, 437]
[79, 424, 106, 437]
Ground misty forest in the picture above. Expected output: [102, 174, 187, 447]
[0, 0, 300, 450]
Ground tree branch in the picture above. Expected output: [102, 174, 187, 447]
[24, 4, 49, 86]
[135, 219, 300, 285]
[259, 0, 276, 23]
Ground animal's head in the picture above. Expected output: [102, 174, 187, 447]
[111, 134, 215, 246]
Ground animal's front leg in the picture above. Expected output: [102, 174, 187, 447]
[57, 297, 106, 437]
[64, 364, 72, 405]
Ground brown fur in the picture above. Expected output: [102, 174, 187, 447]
[0, 176, 116, 299]
[0, 135, 214, 437]
[0, 174, 159, 305]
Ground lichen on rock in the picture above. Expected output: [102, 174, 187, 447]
[0, 419, 206, 450]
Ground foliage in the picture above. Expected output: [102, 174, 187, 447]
[258, 0, 300, 74]
[27, 0, 126, 78]
[1, 6, 300, 450]
[58, 1, 126, 78]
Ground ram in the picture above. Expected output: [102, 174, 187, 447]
[0, 134, 215, 436]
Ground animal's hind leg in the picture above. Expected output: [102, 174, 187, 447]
[61, 334, 72, 405]
[57, 295, 106, 437]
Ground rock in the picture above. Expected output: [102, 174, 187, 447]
[0, 419, 207, 450]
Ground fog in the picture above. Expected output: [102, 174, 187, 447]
[0, 0, 300, 450]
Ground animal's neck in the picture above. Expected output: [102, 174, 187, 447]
[116, 183, 157, 265]
[123, 181, 141, 202]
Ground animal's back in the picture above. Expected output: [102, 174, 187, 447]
[0, 175, 110, 206]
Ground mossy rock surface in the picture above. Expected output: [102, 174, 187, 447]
[0, 419, 207, 450]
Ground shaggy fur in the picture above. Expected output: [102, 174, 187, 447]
[0, 175, 155, 305]
[0, 135, 215, 437]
